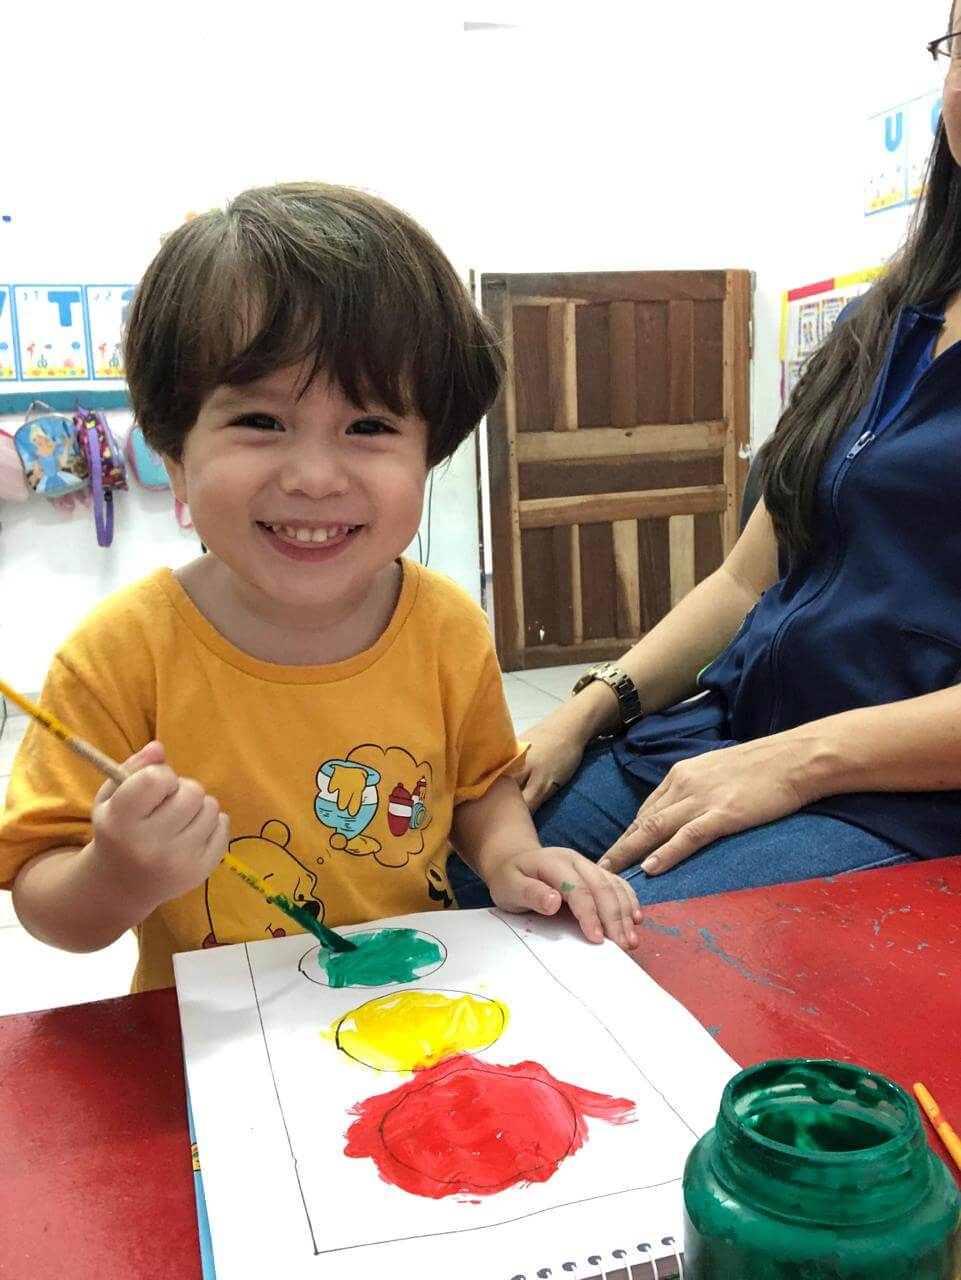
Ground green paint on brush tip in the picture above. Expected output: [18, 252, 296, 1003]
[270, 892, 355, 953]
[317, 928, 445, 988]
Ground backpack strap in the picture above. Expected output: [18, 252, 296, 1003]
[83, 422, 115, 547]
[22, 400, 62, 424]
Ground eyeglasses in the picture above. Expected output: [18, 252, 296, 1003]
[928, 30, 961, 62]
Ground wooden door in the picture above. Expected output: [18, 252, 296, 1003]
[482, 270, 751, 671]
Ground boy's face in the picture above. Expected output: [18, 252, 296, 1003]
[165, 365, 430, 614]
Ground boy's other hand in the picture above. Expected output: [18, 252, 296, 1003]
[91, 741, 229, 913]
[486, 846, 641, 949]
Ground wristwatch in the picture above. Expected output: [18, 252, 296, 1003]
[571, 662, 643, 728]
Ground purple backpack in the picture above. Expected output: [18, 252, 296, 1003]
[73, 407, 128, 546]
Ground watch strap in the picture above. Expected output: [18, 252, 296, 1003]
[572, 662, 643, 728]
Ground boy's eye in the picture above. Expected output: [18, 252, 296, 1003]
[232, 413, 283, 431]
[347, 418, 396, 437]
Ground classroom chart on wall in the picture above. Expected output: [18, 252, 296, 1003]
[0, 283, 136, 410]
[14, 285, 90, 380]
[176, 908, 739, 1280]
[0, 286, 16, 380]
[865, 88, 941, 216]
[84, 285, 134, 379]
[779, 268, 882, 409]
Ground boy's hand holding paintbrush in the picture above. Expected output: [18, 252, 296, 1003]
[2, 676, 354, 955]
[90, 741, 229, 915]
[12, 737, 230, 955]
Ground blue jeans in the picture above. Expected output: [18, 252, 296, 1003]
[447, 744, 915, 909]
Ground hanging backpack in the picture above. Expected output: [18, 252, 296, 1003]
[74, 406, 127, 547]
[13, 402, 88, 500]
[126, 424, 169, 490]
[125, 424, 193, 530]
[0, 429, 29, 502]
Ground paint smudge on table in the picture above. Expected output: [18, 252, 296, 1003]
[344, 1054, 635, 1199]
[327, 990, 508, 1072]
[696, 927, 797, 994]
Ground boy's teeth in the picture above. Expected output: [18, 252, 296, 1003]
[268, 523, 351, 544]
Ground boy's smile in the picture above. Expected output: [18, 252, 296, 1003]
[164, 364, 430, 640]
[257, 520, 358, 560]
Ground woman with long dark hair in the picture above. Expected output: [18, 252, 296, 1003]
[450, 8, 961, 908]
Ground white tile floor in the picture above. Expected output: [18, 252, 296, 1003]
[0, 668, 574, 1017]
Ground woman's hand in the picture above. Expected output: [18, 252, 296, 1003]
[599, 734, 816, 876]
[516, 722, 587, 813]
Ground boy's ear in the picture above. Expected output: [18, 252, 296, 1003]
[162, 453, 188, 504]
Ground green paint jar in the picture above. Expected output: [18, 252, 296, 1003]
[683, 1059, 961, 1278]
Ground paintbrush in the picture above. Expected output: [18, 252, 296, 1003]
[220, 851, 354, 952]
[0, 676, 356, 954]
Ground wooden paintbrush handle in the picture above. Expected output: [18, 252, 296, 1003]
[68, 737, 129, 786]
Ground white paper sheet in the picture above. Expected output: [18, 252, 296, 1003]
[175, 909, 739, 1280]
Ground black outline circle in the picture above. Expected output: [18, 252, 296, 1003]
[297, 927, 447, 988]
[332, 988, 508, 1070]
[377, 1063, 579, 1190]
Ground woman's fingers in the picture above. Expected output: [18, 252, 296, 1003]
[520, 772, 556, 813]
[599, 797, 702, 873]
[637, 812, 726, 875]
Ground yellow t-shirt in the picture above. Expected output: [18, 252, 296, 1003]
[0, 560, 522, 991]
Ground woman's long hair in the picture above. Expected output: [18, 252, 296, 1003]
[763, 118, 961, 556]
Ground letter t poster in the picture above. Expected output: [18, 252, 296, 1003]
[14, 284, 90, 379]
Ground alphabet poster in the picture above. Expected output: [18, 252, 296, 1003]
[0, 283, 136, 393]
[865, 89, 941, 216]
[14, 284, 89, 379]
[85, 285, 135, 379]
[175, 908, 738, 1280]
[0, 286, 14, 380]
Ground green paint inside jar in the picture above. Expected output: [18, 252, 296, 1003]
[683, 1059, 961, 1278]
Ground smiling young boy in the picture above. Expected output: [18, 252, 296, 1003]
[0, 183, 639, 990]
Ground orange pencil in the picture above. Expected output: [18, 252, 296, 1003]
[914, 1082, 961, 1175]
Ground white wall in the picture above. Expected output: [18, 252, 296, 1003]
[0, 412, 201, 692]
[1, 1, 475, 691]
[1, 0, 950, 691]
[461, 0, 945, 442]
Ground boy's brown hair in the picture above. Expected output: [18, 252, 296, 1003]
[124, 182, 504, 465]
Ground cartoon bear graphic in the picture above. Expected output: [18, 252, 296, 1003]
[203, 819, 325, 947]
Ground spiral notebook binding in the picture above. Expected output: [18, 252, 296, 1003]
[509, 1235, 684, 1280]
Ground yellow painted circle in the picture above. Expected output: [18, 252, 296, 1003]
[330, 989, 508, 1072]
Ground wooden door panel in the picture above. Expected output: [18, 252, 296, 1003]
[483, 270, 751, 671]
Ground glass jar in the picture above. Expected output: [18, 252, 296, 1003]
[683, 1058, 961, 1278]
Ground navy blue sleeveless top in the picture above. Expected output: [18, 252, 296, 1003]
[614, 301, 961, 858]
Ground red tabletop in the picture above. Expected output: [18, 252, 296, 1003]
[1, 857, 959, 1278]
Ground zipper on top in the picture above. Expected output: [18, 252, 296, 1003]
[846, 430, 875, 460]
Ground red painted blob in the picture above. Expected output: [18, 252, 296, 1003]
[344, 1053, 635, 1199]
